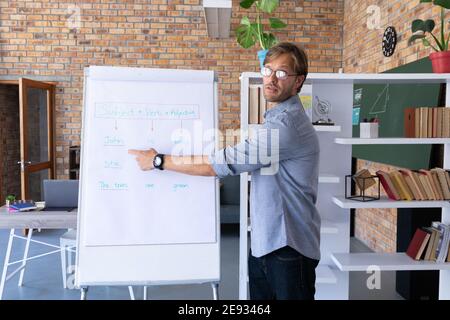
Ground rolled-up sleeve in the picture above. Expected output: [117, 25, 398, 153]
[208, 120, 293, 178]
[208, 140, 266, 178]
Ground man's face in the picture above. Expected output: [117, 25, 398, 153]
[262, 53, 305, 103]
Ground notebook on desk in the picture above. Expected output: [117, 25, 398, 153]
[9, 201, 37, 212]
[42, 179, 79, 212]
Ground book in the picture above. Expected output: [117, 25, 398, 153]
[392, 171, 414, 200]
[376, 170, 401, 200]
[399, 169, 423, 200]
[418, 170, 439, 200]
[389, 171, 407, 200]
[430, 170, 444, 200]
[259, 86, 266, 124]
[416, 171, 434, 200]
[432, 107, 438, 138]
[431, 168, 450, 200]
[248, 85, 260, 124]
[448, 240, 450, 262]
[410, 171, 428, 200]
[415, 108, 421, 138]
[404, 107, 415, 138]
[420, 107, 428, 138]
[430, 227, 441, 261]
[445, 170, 450, 194]
[444, 108, 450, 138]
[437, 108, 443, 138]
[406, 228, 431, 260]
[9, 201, 37, 212]
[424, 227, 439, 260]
[435, 223, 450, 263]
[427, 107, 433, 138]
[299, 84, 312, 121]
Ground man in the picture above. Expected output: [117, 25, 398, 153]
[129, 42, 320, 300]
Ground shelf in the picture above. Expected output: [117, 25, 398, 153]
[321, 220, 339, 234]
[319, 174, 340, 184]
[247, 174, 340, 184]
[314, 125, 341, 132]
[240, 72, 450, 84]
[316, 265, 338, 284]
[331, 253, 450, 271]
[247, 218, 338, 234]
[335, 138, 450, 145]
[248, 124, 341, 132]
[332, 196, 450, 209]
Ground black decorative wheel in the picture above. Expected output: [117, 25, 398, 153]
[382, 26, 397, 57]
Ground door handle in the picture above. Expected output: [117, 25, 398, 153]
[17, 160, 32, 171]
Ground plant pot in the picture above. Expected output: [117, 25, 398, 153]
[257, 49, 268, 70]
[429, 51, 450, 73]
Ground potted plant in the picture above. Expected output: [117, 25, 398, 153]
[235, 0, 287, 68]
[408, 0, 450, 73]
[5, 194, 15, 207]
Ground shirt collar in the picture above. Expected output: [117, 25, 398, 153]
[264, 95, 301, 119]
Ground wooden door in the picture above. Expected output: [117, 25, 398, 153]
[18, 78, 55, 201]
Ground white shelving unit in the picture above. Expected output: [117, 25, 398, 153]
[314, 125, 341, 132]
[239, 72, 450, 300]
[249, 173, 339, 184]
[331, 253, 450, 271]
[316, 265, 338, 284]
[333, 196, 450, 209]
[335, 138, 450, 145]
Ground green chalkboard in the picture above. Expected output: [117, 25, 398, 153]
[352, 58, 442, 169]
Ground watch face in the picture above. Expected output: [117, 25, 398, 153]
[382, 26, 397, 57]
[154, 156, 162, 166]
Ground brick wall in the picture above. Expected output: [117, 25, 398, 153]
[343, 0, 450, 73]
[355, 159, 398, 253]
[0, 0, 344, 178]
[0, 85, 21, 202]
[343, 1, 450, 252]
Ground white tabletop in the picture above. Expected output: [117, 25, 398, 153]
[0, 206, 77, 229]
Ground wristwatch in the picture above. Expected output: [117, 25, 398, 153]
[152, 154, 165, 170]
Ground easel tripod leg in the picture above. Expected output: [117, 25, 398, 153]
[211, 282, 219, 300]
[80, 287, 88, 300]
[18, 228, 33, 286]
[0, 229, 15, 300]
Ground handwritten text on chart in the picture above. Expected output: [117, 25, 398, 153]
[104, 160, 121, 169]
[104, 136, 125, 146]
[145, 184, 155, 189]
[173, 183, 189, 191]
[99, 181, 128, 191]
[95, 102, 200, 120]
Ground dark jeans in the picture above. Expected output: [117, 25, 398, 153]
[249, 246, 319, 300]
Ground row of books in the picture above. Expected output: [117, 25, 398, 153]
[404, 107, 450, 138]
[248, 84, 313, 124]
[376, 168, 450, 201]
[248, 85, 267, 125]
[406, 222, 450, 263]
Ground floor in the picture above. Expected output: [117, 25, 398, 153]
[0, 225, 404, 300]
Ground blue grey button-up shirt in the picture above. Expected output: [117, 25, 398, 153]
[209, 95, 320, 260]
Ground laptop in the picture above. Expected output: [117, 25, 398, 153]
[42, 179, 79, 212]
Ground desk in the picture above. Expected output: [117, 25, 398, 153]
[0, 206, 77, 299]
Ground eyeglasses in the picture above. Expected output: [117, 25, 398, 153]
[260, 67, 300, 80]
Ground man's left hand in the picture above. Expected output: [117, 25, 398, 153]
[128, 148, 157, 171]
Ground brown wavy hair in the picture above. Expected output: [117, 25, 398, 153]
[264, 42, 308, 93]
